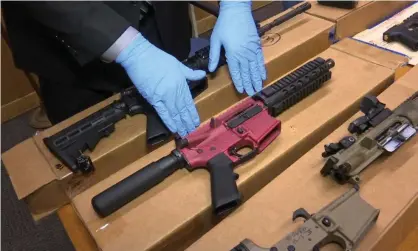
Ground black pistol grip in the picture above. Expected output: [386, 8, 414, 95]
[188, 77, 208, 99]
[394, 33, 418, 51]
[383, 13, 418, 51]
[146, 111, 171, 146]
[207, 153, 242, 216]
[92, 151, 184, 217]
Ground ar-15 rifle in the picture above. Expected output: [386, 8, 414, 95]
[183, 2, 312, 72]
[321, 92, 418, 184]
[43, 79, 208, 174]
[383, 12, 418, 52]
[91, 57, 335, 218]
[232, 187, 379, 251]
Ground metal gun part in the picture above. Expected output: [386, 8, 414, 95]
[383, 12, 418, 52]
[321, 92, 418, 184]
[348, 95, 391, 134]
[232, 188, 379, 251]
[257, 2, 311, 37]
[254, 58, 335, 117]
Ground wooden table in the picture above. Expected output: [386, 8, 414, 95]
[58, 66, 418, 251]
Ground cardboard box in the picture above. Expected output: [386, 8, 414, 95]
[70, 39, 406, 251]
[299, 1, 412, 40]
[1, 37, 39, 122]
[2, 12, 335, 219]
[188, 66, 418, 251]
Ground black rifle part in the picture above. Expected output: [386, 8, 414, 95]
[347, 95, 392, 134]
[183, 2, 312, 73]
[383, 12, 418, 51]
[44, 102, 126, 174]
[322, 136, 356, 158]
[92, 150, 185, 217]
[317, 0, 358, 9]
[257, 2, 312, 37]
[182, 46, 227, 73]
[43, 79, 207, 174]
[254, 57, 335, 116]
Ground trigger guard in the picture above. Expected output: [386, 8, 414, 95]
[229, 144, 258, 166]
[292, 208, 311, 221]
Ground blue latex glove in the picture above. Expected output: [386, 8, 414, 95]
[209, 0, 267, 96]
[116, 34, 206, 137]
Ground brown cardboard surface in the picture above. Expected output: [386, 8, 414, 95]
[301, 1, 411, 39]
[1, 37, 40, 122]
[397, 65, 418, 85]
[2, 12, 335, 218]
[2, 139, 55, 199]
[188, 72, 418, 251]
[192, 1, 272, 35]
[72, 44, 400, 251]
[332, 38, 408, 69]
[1, 91, 40, 123]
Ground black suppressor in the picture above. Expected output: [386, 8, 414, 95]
[92, 150, 185, 217]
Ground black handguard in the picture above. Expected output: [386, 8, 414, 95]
[383, 12, 418, 51]
[92, 150, 185, 217]
[254, 58, 335, 116]
[207, 153, 241, 216]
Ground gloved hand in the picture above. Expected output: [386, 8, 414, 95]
[116, 34, 206, 137]
[209, 0, 267, 96]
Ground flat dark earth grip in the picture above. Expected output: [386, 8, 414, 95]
[92, 152, 184, 217]
[208, 153, 241, 216]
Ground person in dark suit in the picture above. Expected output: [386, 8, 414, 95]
[3, 1, 266, 137]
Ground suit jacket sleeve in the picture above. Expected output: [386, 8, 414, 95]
[23, 2, 132, 62]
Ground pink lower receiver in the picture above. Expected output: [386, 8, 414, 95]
[181, 97, 281, 170]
